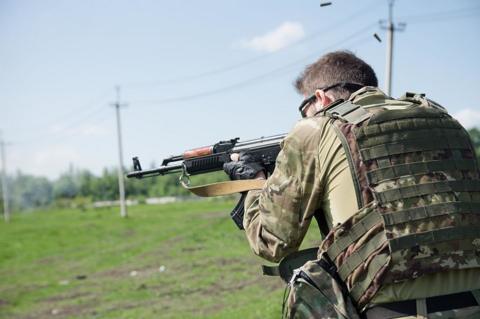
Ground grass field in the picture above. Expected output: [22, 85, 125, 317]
[0, 199, 322, 318]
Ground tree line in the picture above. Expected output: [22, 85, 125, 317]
[2, 128, 480, 212]
[1, 165, 227, 212]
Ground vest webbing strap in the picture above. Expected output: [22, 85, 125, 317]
[325, 100, 373, 125]
[327, 209, 383, 260]
[388, 249, 480, 281]
[343, 107, 372, 125]
[358, 128, 465, 149]
[261, 265, 280, 276]
[366, 107, 449, 125]
[325, 100, 355, 116]
[389, 225, 480, 253]
[332, 201, 480, 280]
[261, 248, 319, 282]
[390, 237, 480, 261]
[367, 159, 476, 185]
[357, 116, 459, 140]
[337, 231, 388, 281]
[376, 180, 480, 203]
[350, 253, 389, 301]
[360, 137, 470, 161]
[382, 201, 480, 226]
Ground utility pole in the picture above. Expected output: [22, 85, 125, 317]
[111, 86, 128, 218]
[380, 0, 405, 96]
[0, 131, 10, 223]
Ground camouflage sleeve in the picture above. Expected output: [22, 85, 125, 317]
[243, 119, 325, 262]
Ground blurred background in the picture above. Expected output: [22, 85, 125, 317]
[0, 0, 479, 318]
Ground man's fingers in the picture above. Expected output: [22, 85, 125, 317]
[230, 153, 240, 162]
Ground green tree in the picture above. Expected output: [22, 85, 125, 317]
[90, 168, 118, 201]
[11, 172, 53, 210]
[53, 171, 78, 199]
[77, 169, 95, 198]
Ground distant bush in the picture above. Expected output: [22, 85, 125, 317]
[2, 166, 228, 212]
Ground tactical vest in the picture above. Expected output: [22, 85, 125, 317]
[318, 93, 480, 310]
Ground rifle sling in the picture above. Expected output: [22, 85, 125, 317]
[182, 179, 266, 197]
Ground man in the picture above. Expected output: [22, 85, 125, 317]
[224, 51, 480, 318]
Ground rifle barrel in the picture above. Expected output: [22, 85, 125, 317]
[126, 163, 183, 179]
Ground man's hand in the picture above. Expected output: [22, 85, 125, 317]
[223, 153, 266, 180]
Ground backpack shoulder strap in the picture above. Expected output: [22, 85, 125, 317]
[323, 100, 372, 125]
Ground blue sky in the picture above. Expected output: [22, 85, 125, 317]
[1, 0, 479, 179]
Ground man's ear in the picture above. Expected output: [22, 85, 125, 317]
[314, 89, 333, 108]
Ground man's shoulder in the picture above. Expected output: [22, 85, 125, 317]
[283, 116, 338, 151]
[289, 116, 332, 137]
[351, 87, 449, 113]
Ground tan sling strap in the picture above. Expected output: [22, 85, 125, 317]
[181, 179, 266, 197]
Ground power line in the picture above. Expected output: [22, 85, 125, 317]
[133, 23, 377, 106]
[23, 90, 111, 133]
[404, 12, 480, 24]
[5, 3, 382, 150]
[123, 0, 379, 89]
[12, 105, 110, 146]
[40, 108, 111, 144]
[398, 5, 480, 22]
[377, 3, 479, 94]
[120, 4, 479, 90]
[48, 106, 110, 138]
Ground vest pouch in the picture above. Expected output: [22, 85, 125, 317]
[283, 256, 361, 319]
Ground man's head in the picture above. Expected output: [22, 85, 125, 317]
[295, 51, 378, 117]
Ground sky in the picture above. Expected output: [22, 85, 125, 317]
[1, 0, 479, 179]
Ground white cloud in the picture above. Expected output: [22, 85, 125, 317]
[240, 21, 305, 53]
[452, 108, 480, 129]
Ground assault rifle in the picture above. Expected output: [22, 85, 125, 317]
[126, 133, 286, 229]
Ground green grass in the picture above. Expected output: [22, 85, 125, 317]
[0, 200, 322, 318]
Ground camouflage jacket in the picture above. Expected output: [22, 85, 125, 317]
[242, 87, 417, 263]
[243, 87, 480, 305]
